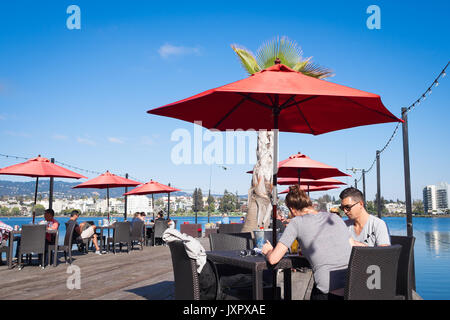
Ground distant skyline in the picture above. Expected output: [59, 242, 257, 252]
[0, 0, 449, 202]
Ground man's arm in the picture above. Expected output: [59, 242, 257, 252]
[349, 238, 368, 247]
[262, 240, 289, 265]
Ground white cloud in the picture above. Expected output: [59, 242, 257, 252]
[77, 137, 96, 146]
[158, 43, 201, 59]
[51, 134, 68, 140]
[4, 131, 30, 138]
[108, 137, 124, 144]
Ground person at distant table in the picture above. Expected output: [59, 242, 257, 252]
[339, 187, 391, 247]
[221, 213, 230, 224]
[0, 220, 13, 246]
[68, 210, 105, 255]
[43, 209, 59, 244]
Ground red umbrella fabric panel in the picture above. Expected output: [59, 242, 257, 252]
[279, 185, 340, 194]
[148, 64, 402, 134]
[277, 177, 346, 186]
[0, 155, 87, 179]
[73, 171, 140, 189]
[124, 180, 181, 196]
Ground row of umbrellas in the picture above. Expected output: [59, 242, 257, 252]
[0, 156, 179, 223]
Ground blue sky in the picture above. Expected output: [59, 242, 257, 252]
[0, 0, 449, 201]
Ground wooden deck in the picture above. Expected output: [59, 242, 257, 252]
[0, 238, 313, 300]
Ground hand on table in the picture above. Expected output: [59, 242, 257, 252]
[262, 240, 273, 256]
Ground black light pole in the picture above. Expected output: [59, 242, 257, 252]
[167, 183, 171, 219]
[354, 179, 357, 189]
[49, 158, 55, 211]
[124, 173, 128, 221]
[401, 107, 416, 291]
[376, 150, 382, 219]
[362, 169, 366, 206]
[402, 108, 413, 237]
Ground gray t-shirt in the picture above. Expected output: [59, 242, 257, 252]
[279, 212, 352, 294]
[345, 214, 391, 246]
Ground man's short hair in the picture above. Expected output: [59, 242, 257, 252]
[45, 208, 55, 216]
[339, 187, 364, 203]
[140, 212, 146, 217]
[70, 209, 81, 217]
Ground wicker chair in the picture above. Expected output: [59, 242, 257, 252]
[209, 233, 254, 251]
[130, 220, 145, 251]
[168, 240, 204, 300]
[180, 223, 202, 238]
[52, 222, 77, 265]
[390, 235, 416, 300]
[218, 223, 243, 234]
[153, 220, 169, 246]
[107, 222, 132, 254]
[344, 245, 403, 300]
[17, 224, 46, 270]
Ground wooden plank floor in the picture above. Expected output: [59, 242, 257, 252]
[0, 238, 313, 300]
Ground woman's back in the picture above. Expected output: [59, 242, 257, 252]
[279, 211, 352, 293]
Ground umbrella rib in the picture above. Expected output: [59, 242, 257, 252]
[214, 96, 248, 128]
[281, 95, 318, 110]
[293, 100, 316, 135]
[341, 97, 400, 121]
[237, 93, 273, 110]
[279, 95, 297, 109]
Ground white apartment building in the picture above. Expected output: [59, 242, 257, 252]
[423, 182, 449, 214]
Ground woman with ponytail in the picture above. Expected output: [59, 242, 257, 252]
[262, 185, 353, 300]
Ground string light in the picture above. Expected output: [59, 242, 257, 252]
[361, 61, 448, 175]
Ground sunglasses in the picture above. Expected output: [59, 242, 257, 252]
[239, 249, 258, 257]
[339, 202, 359, 212]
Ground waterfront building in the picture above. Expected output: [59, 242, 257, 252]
[423, 182, 449, 214]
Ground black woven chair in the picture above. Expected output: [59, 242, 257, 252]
[218, 223, 243, 234]
[107, 222, 131, 254]
[168, 240, 203, 300]
[209, 233, 254, 251]
[344, 245, 403, 300]
[17, 224, 46, 270]
[390, 235, 416, 300]
[52, 222, 78, 265]
[130, 220, 145, 251]
[153, 220, 169, 246]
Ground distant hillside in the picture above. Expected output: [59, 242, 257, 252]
[0, 180, 247, 199]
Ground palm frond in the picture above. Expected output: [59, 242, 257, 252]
[296, 59, 334, 79]
[231, 44, 260, 75]
[256, 36, 302, 69]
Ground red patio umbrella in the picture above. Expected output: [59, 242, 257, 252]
[277, 177, 346, 186]
[0, 155, 87, 223]
[124, 180, 181, 219]
[147, 62, 402, 278]
[73, 171, 140, 224]
[278, 185, 340, 194]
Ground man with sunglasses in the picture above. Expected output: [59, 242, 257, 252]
[339, 187, 390, 247]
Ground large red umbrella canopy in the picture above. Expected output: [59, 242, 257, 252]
[73, 171, 140, 189]
[123, 180, 180, 196]
[148, 64, 401, 133]
[0, 155, 87, 179]
[279, 185, 340, 194]
[277, 177, 346, 186]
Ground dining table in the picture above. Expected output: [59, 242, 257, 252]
[7, 228, 59, 269]
[206, 250, 310, 300]
[97, 224, 116, 252]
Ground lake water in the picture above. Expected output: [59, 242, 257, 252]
[1, 216, 449, 300]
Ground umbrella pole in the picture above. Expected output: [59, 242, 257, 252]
[167, 190, 170, 219]
[33, 177, 39, 224]
[49, 158, 55, 211]
[124, 174, 128, 221]
[272, 102, 280, 300]
[152, 194, 155, 221]
[107, 187, 110, 238]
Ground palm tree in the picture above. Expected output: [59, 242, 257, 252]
[231, 36, 334, 232]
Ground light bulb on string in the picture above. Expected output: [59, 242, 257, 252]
[443, 71, 446, 77]
[435, 81, 439, 87]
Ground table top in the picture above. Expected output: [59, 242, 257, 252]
[206, 250, 310, 271]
